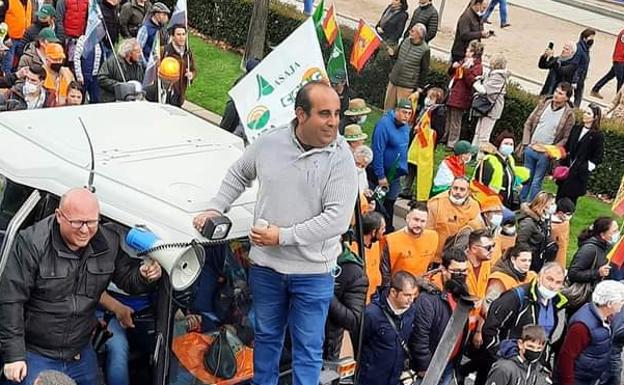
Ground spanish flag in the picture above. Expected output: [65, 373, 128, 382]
[612, 175, 624, 217]
[470, 179, 498, 204]
[608, 236, 624, 267]
[407, 108, 436, 201]
[350, 19, 381, 73]
[322, 4, 338, 45]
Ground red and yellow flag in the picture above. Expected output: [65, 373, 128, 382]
[322, 4, 338, 45]
[470, 179, 498, 204]
[350, 19, 381, 73]
[612, 176, 624, 216]
[608, 237, 624, 267]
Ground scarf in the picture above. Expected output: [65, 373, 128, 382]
[445, 155, 466, 178]
[379, 5, 402, 29]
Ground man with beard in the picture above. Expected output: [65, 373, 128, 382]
[426, 177, 480, 264]
[482, 262, 567, 382]
[358, 271, 419, 385]
[409, 247, 470, 385]
[97, 38, 145, 102]
[458, 229, 496, 385]
[381, 201, 438, 285]
[136, 2, 169, 64]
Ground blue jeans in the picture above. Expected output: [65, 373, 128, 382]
[2, 40, 19, 74]
[483, 0, 508, 25]
[249, 265, 334, 385]
[84, 74, 100, 104]
[104, 316, 130, 385]
[3, 345, 97, 385]
[593, 62, 624, 93]
[414, 363, 454, 385]
[521, 147, 550, 202]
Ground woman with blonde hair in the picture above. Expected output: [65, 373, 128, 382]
[472, 53, 509, 147]
[517, 191, 558, 271]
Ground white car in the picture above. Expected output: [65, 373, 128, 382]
[0, 102, 259, 385]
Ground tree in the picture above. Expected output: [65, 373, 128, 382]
[242, 0, 269, 69]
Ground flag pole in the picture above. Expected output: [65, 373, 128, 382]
[185, 12, 191, 89]
[99, 12, 126, 83]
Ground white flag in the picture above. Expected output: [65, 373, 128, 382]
[228, 19, 327, 143]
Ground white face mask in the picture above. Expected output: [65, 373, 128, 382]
[547, 204, 557, 215]
[23, 81, 39, 95]
[609, 230, 621, 245]
[499, 144, 514, 157]
[357, 115, 367, 124]
[424, 97, 433, 107]
[538, 285, 558, 300]
[489, 213, 503, 228]
[449, 195, 467, 206]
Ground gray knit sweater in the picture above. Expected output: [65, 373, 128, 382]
[207, 123, 358, 274]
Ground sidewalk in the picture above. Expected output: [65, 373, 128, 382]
[286, 0, 623, 106]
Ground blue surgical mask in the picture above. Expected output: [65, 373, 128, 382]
[489, 213, 503, 228]
[499, 144, 514, 157]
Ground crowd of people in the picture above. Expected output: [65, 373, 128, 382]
[0, 0, 195, 111]
[3, 0, 624, 385]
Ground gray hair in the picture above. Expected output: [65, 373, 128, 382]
[118, 38, 139, 57]
[35, 371, 77, 385]
[539, 262, 564, 276]
[412, 23, 427, 39]
[353, 145, 373, 166]
[592, 280, 624, 307]
[490, 53, 507, 70]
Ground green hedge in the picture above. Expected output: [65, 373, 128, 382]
[182, 0, 624, 197]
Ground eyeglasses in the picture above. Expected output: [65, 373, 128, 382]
[59, 210, 99, 230]
[476, 244, 496, 252]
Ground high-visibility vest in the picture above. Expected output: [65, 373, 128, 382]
[386, 228, 438, 277]
[5, 0, 32, 39]
[488, 270, 537, 292]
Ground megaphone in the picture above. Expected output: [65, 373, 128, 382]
[126, 227, 203, 291]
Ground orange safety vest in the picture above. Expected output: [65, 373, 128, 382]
[5, 0, 32, 39]
[487, 270, 537, 292]
[467, 259, 491, 300]
[43, 66, 75, 105]
[350, 240, 383, 304]
[386, 228, 438, 277]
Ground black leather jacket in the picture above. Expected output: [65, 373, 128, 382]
[0, 215, 153, 362]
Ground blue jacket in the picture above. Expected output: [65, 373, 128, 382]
[603, 310, 624, 385]
[358, 289, 415, 385]
[371, 110, 410, 180]
[141, 18, 161, 61]
[569, 303, 612, 384]
[573, 39, 591, 84]
[409, 290, 453, 371]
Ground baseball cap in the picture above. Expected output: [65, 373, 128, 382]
[38, 27, 60, 43]
[151, 2, 171, 14]
[396, 98, 412, 110]
[44, 43, 65, 60]
[37, 4, 56, 18]
[454, 140, 478, 155]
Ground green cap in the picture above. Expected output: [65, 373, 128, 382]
[37, 4, 56, 18]
[396, 98, 412, 110]
[37, 27, 60, 43]
[454, 140, 479, 155]
[330, 69, 347, 84]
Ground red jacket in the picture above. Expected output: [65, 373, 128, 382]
[613, 29, 624, 63]
[64, 0, 89, 38]
[446, 58, 483, 110]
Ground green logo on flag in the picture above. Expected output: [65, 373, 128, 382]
[256, 74, 274, 100]
[247, 106, 271, 130]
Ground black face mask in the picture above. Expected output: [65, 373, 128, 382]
[38, 20, 50, 27]
[50, 63, 62, 72]
[444, 274, 469, 298]
[524, 349, 542, 364]
[586, 39, 594, 48]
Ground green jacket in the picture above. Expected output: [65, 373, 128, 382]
[389, 38, 430, 89]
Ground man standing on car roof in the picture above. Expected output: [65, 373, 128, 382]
[193, 81, 358, 385]
[0, 187, 162, 385]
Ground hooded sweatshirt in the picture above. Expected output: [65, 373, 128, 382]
[485, 339, 542, 385]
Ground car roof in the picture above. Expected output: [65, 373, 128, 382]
[0, 102, 256, 241]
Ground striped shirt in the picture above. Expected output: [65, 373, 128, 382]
[208, 123, 359, 274]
